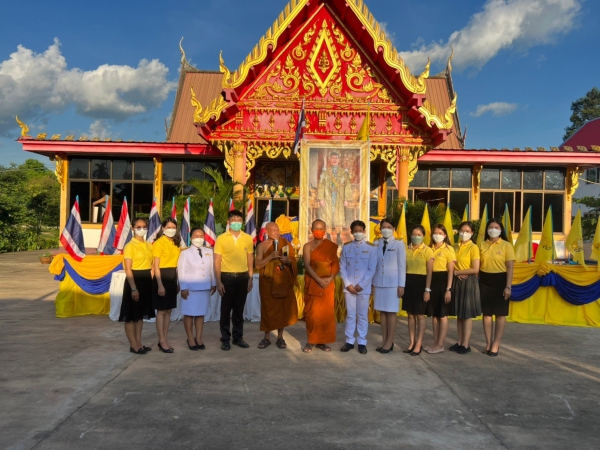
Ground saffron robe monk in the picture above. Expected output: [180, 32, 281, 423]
[255, 223, 299, 349]
[302, 220, 340, 353]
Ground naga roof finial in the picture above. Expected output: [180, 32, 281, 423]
[179, 37, 187, 66]
[16, 115, 29, 137]
[447, 46, 454, 74]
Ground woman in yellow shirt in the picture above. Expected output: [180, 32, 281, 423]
[450, 221, 481, 355]
[402, 225, 433, 356]
[425, 224, 455, 354]
[478, 218, 515, 357]
[119, 217, 155, 354]
[152, 217, 182, 353]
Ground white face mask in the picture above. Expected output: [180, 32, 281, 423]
[134, 228, 148, 238]
[163, 228, 176, 238]
[191, 238, 204, 248]
[459, 232, 473, 241]
[381, 229, 394, 239]
[488, 228, 501, 238]
[432, 234, 445, 243]
[353, 232, 365, 242]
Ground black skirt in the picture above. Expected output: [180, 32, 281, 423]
[479, 271, 509, 317]
[426, 271, 452, 318]
[152, 267, 178, 311]
[402, 273, 427, 315]
[119, 269, 155, 322]
[452, 274, 481, 319]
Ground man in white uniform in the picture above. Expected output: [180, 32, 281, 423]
[339, 220, 377, 354]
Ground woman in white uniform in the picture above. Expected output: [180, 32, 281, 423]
[372, 218, 406, 354]
[177, 228, 216, 351]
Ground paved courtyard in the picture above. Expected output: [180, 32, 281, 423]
[1, 250, 599, 449]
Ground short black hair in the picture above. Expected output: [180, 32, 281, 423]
[228, 209, 244, 220]
[132, 217, 148, 228]
[190, 227, 203, 235]
[380, 218, 394, 229]
[409, 224, 426, 236]
[350, 220, 366, 232]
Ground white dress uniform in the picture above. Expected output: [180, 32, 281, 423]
[339, 239, 377, 345]
[372, 237, 407, 313]
[177, 245, 216, 317]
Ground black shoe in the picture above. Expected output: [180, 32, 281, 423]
[187, 339, 199, 351]
[402, 346, 415, 354]
[340, 343, 355, 352]
[358, 345, 367, 354]
[221, 341, 231, 351]
[232, 339, 249, 348]
[142, 346, 152, 352]
[488, 350, 499, 357]
[195, 338, 205, 350]
[449, 343, 460, 352]
[130, 347, 146, 355]
[410, 346, 422, 356]
[457, 345, 470, 355]
[376, 347, 383, 352]
[157, 343, 173, 354]
[482, 349, 490, 355]
[380, 343, 394, 354]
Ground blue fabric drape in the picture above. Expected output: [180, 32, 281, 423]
[511, 276, 541, 302]
[54, 260, 123, 295]
[511, 272, 600, 305]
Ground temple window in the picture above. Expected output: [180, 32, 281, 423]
[162, 159, 226, 210]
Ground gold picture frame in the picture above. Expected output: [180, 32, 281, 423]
[299, 140, 371, 247]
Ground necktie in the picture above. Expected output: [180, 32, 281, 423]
[198, 248, 202, 258]
[382, 240, 387, 255]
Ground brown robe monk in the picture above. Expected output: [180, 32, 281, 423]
[304, 239, 340, 344]
[259, 238, 299, 332]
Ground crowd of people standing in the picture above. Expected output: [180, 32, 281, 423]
[118, 210, 515, 357]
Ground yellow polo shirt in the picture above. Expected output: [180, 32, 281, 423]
[479, 239, 516, 273]
[214, 230, 254, 273]
[123, 239, 153, 270]
[431, 244, 456, 272]
[152, 235, 181, 268]
[455, 240, 480, 271]
[406, 245, 434, 275]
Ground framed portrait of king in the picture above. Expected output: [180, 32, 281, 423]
[299, 140, 370, 247]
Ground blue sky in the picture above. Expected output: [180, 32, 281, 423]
[1, 0, 598, 168]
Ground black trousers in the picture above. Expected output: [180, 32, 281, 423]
[220, 273, 249, 341]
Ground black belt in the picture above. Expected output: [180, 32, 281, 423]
[221, 272, 249, 278]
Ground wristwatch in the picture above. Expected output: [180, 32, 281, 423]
[446, 287, 452, 292]
[424, 288, 432, 292]
[131, 288, 137, 292]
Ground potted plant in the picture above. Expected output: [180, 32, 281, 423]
[39, 252, 54, 264]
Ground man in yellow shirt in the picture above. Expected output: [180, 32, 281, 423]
[214, 210, 255, 351]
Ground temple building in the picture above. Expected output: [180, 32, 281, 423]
[19, 0, 600, 252]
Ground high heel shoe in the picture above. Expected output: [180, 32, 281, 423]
[402, 346, 415, 354]
[195, 338, 205, 350]
[158, 343, 174, 353]
[380, 343, 394, 354]
[410, 346, 422, 356]
[488, 349, 499, 357]
[187, 339, 198, 351]
[130, 347, 146, 355]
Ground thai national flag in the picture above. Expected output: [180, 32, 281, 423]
[226, 198, 234, 231]
[203, 199, 217, 247]
[180, 197, 191, 247]
[60, 196, 86, 261]
[114, 197, 132, 253]
[170, 197, 177, 219]
[245, 198, 257, 245]
[97, 196, 116, 255]
[258, 199, 272, 242]
[147, 197, 161, 243]
[293, 99, 306, 154]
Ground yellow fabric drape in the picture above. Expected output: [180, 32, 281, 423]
[49, 254, 124, 279]
[54, 271, 111, 318]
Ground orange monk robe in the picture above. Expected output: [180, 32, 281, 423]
[304, 239, 339, 344]
[259, 238, 299, 332]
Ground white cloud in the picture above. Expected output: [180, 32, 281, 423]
[399, 0, 581, 72]
[470, 102, 518, 117]
[88, 120, 112, 139]
[0, 39, 177, 136]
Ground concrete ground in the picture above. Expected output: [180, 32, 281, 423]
[1, 250, 599, 450]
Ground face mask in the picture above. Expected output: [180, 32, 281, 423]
[163, 228, 176, 238]
[411, 236, 424, 245]
[353, 232, 365, 242]
[488, 228, 501, 238]
[134, 228, 148, 238]
[459, 232, 473, 241]
[312, 230, 326, 240]
[381, 229, 394, 239]
[230, 222, 243, 232]
[432, 234, 445, 243]
[191, 238, 204, 247]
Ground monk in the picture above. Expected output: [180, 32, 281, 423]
[302, 219, 340, 353]
[255, 222, 299, 349]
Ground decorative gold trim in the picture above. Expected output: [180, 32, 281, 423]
[191, 86, 229, 124]
[408, 146, 427, 183]
[36, 133, 47, 140]
[16, 116, 30, 137]
[473, 164, 483, 200]
[567, 166, 583, 200]
[418, 93, 457, 130]
[51, 134, 61, 140]
[51, 155, 67, 191]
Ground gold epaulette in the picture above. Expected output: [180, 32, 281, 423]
[366, 241, 375, 246]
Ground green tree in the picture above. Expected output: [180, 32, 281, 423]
[574, 197, 600, 242]
[563, 87, 600, 141]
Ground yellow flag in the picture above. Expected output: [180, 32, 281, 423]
[590, 215, 600, 270]
[502, 204, 514, 245]
[443, 205, 454, 244]
[396, 201, 407, 245]
[565, 209, 587, 269]
[357, 109, 370, 141]
[462, 205, 469, 223]
[421, 203, 431, 246]
[514, 206, 533, 262]
[535, 206, 556, 263]
[476, 204, 488, 246]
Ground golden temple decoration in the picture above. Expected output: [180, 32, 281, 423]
[417, 58, 430, 87]
[473, 164, 483, 200]
[306, 20, 342, 97]
[51, 155, 66, 191]
[447, 46, 454, 73]
[349, 116, 357, 132]
[334, 115, 342, 131]
[51, 134, 61, 140]
[249, 55, 301, 100]
[591, 145, 600, 152]
[16, 116, 30, 137]
[292, 43, 306, 60]
[407, 147, 427, 183]
[65, 135, 74, 141]
[190, 86, 203, 123]
[340, 43, 355, 62]
[78, 136, 88, 141]
[36, 133, 47, 140]
[332, 24, 345, 45]
[191, 87, 229, 124]
[563, 146, 573, 152]
[219, 51, 233, 88]
[567, 166, 584, 200]
[418, 94, 457, 130]
[318, 50, 331, 73]
[246, 143, 292, 178]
